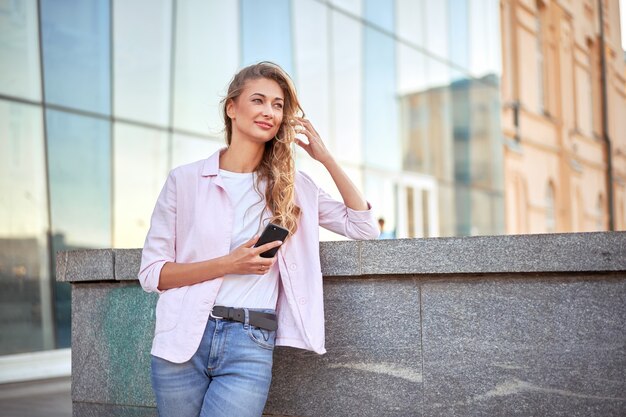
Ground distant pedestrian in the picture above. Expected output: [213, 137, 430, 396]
[377, 217, 396, 239]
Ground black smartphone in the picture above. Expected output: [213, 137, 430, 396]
[254, 223, 289, 258]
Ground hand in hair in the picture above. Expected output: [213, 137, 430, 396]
[292, 117, 333, 165]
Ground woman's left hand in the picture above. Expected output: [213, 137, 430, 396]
[292, 117, 333, 165]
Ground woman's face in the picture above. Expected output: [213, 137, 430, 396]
[227, 77, 285, 144]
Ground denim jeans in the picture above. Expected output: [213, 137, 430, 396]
[151, 309, 276, 417]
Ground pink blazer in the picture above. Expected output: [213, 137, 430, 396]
[138, 149, 379, 363]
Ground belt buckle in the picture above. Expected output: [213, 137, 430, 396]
[210, 308, 224, 320]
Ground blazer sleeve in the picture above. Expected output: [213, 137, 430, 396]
[299, 171, 380, 240]
[138, 171, 177, 294]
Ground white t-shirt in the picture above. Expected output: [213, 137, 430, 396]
[214, 169, 280, 309]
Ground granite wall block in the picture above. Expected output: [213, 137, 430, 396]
[420, 276, 626, 417]
[57, 249, 114, 282]
[360, 232, 626, 275]
[71, 282, 157, 407]
[265, 277, 423, 417]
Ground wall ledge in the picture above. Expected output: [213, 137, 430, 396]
[56, 232, 626, 283]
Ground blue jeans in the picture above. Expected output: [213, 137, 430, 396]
[151, 309, 276, 417]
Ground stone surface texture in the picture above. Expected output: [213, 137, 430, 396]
[56, 249, 113, 282]
[113, 248, 143, 281]
[360, 232, 626, 275]
[61, 233, 626, 416]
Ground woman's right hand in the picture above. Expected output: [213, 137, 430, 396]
[225, 235, 282, 275]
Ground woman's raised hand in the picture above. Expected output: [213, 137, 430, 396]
[292, 117, 333, 165]
[225, 235, 282, 275]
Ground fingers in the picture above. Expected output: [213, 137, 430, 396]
[294, 117, 320, 138]
[253, 259, 275, 275]
[252, 239, 283, 256]
[295, 138, 309, 150]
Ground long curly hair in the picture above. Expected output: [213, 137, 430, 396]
[221, 62, 302, 237]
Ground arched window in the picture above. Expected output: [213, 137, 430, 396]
[546, 182, 555, 232]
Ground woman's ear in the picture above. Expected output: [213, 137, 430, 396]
[226, 99, 236, 119]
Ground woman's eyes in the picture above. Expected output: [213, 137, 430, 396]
[251, 98, 283, 110]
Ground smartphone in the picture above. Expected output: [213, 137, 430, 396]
[254, 223, 289, 258]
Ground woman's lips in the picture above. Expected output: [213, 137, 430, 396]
[255, 121, 273, 130]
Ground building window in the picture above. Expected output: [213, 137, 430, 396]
[546, 181, 555, 232]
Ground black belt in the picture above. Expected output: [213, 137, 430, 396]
[211, 306, 278, 331]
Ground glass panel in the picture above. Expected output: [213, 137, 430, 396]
[328, 0, 362, 16]
[448, 0, 469, 69]
[469, 0, 501, 78]
[293, 0, 330, 151]
[364, 26, 399, 170]
[424, 1, 448, 61]
[297, 157, 364, 241]
[452, 184, 504, 236]
[364, 0, 394, 31]
[241, 0, 293, 74]
[396, 0, 425, 47]
[173, 0, 239, 135]
[113, 123, 169, 248]
[364, 173, 397, 239]
[472, 188, 504, 235]
[401, 55, 454, 182]
[437, 183, 456, 237]
[113, 0, 172, 126]
[47, 109, 111, 347]
[47, 110, 111, 250]
[330, 11, 362, 166]
[40, 0, 111, 115]
[0, 0, 41, 101]
[0, 100, 52, 354]
[171, 134, 223, 169]
[469, 80, 503, 190]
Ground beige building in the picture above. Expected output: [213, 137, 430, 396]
[501, 0, 626, 233]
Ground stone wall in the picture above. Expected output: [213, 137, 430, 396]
[57, 232, 626, 416]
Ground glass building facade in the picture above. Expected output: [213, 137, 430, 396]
[0, 0, 503, 357]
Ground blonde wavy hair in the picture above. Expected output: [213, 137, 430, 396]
[222, 62, 302, 237]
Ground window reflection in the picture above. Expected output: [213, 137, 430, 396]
[399, 52, 502, 236]
[41, 0, 111, 115]
[365, 174, 397, 238]
[293, 0, 330, 152]
[171, 134, 223, 169]
[469, 0, 501, 78]
[364, 0, 394, 32]
[327, 0, 362, 16]
[173, 0, 238, 135]
[47, 109, 111, 348]
[0, 0, 41, 101]
[241, 0, 293, 74]
[46, 110, 111, 249]
[448, 0, 469, 69]
[364, 25, 399, 170]
[0, 100, 52, 354]
[113, 0, 172, 126]
[113, 123, 169, 248]
[330, 11, 362, 166]
[425, 1, 448, 62]
[400, 55, 454, 182]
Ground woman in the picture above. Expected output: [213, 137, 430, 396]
[138, 62, 379, 417]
